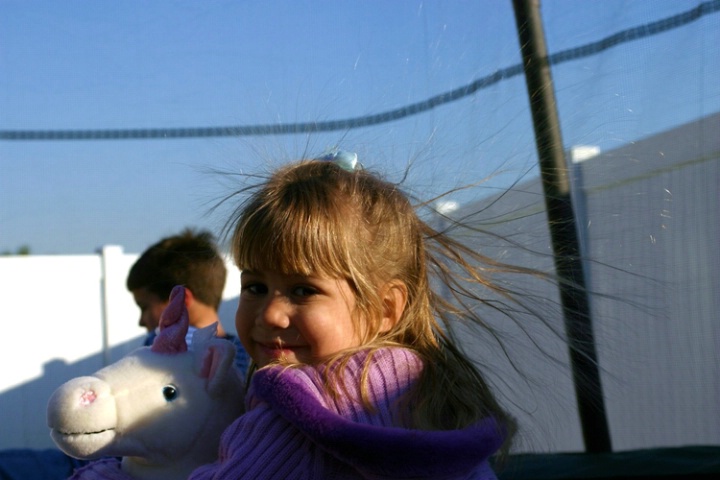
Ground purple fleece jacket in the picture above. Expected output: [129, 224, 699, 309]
[189, 347, 505, 480]
[67, 458, 126, 480]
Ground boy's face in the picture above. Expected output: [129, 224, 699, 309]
[131, 288, 169, 333]
[236, 269, 359, 368]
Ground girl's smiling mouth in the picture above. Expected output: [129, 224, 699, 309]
[257, 339, 305, 362]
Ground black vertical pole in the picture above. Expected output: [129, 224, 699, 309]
[511, 0, 612, 453]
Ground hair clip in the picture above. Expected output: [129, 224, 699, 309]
[318, 147, 360, 172]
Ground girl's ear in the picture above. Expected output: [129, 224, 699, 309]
[380, 280, 408, 333]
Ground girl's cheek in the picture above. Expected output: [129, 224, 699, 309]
[234, 306, 247, 335]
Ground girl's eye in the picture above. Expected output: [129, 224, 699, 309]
[243, 283, 267, 295]
[292, 286, 318, 297]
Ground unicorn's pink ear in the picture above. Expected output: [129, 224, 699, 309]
[151, 285, 189, 354]
[199, 341, 238, 397]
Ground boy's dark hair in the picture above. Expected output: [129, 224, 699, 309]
[126, 228, 226, 309]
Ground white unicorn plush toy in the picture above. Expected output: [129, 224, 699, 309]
[47, 286, 244, 480]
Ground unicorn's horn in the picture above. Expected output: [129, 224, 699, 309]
[151, 285, 189, 354]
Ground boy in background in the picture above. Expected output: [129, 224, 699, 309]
[126, 228, 250, 374]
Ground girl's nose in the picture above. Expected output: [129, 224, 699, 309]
[259, 294, 290, 328]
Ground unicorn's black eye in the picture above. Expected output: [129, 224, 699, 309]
[162, 385, 178, 401]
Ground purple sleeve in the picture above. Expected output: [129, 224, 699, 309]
[67, 458, 132, 480]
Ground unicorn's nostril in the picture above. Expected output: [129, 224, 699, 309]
[80, 390, 97, 406]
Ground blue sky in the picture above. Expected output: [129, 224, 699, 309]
[1, 0, 718, 255]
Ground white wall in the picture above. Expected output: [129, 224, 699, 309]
[0, 247, 241, 450]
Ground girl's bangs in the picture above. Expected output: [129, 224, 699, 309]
[234, 203, 351, 278]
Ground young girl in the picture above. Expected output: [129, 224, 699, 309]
[189, 155, 518, 479]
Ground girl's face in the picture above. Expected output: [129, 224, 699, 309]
[236, 269, 359, 368]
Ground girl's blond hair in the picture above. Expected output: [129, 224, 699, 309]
[229, 159, 518, 448]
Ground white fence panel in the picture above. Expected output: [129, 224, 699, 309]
[0, 247, 240, 450]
